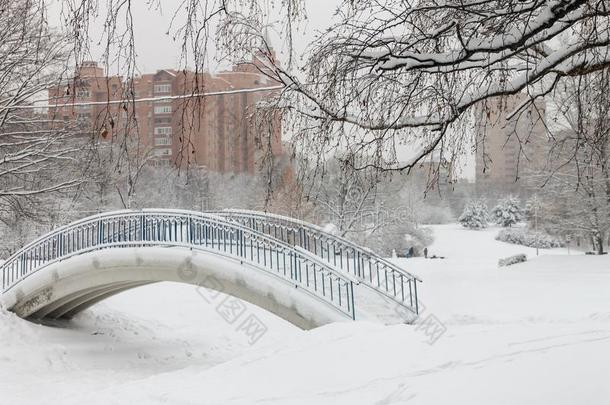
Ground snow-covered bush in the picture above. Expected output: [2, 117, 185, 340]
[498, 254, 527, 267]
[491, 196, 524, 227]
[458, 200, 489, 229]
[496, 228, 564, 248]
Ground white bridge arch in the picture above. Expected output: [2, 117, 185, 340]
[0, 209, 420, 329]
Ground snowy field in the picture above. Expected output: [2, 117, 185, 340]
[1, 224, 609, 404]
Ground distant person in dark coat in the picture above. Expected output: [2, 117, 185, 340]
[408, 247, 415, 258]
[424, 247, 428, 258]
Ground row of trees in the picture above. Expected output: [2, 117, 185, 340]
[526, 71, 610, 255]
[0, 152, 447, 257]
[0, 161, 291, 257]
[459, 188, 608, 254]
[298, 159, 447, 256]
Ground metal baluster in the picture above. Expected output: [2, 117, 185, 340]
[250, 233, 254, 260]
[275, 244, 279, 271]
[376, 263, 380, 287]
[349, 281, 356, 320]
[205, 223, 209, 247]
[338, 278, 341, 307]
[414, 280, 419, 314]
[333, 248, 340, 273]
[346, 248, 350, 274]
[297, 255, 302, 282]
[409, 279, 413, 308]
[321, 271, 326, 297]
[223, 227, 227, 252]
[141, 213, 146, 242]
[269, 241, 273, 268]
[385, 268, 388, 291]
[282, 250, 287, 276]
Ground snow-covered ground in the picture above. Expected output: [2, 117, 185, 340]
[2, 224, 609, 404]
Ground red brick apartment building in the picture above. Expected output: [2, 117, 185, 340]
[48, 60, 282, 174]
[474, 93, 548, 186]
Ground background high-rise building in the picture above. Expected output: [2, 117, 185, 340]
[474, 94, 548, 188]
[48, 60, 282, 174]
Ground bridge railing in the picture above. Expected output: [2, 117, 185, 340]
[0, 209, 357, 320]
[212, 209, 420, 315]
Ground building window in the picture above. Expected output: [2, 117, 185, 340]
[154, 136, 172, 146]
[154, 84, 172, 93]
[154, 127, 172, 135]
[153, 148, 172, 156]
[76, 113, 91, 121]
[154, 105, 172, 114]
[155, 116, 172, 124]
[76, 89, 90, 98]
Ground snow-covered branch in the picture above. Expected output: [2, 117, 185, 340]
[0, 1, 88, 215]
[249, 0, 610, 174]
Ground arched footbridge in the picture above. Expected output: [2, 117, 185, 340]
[0, 209, 420, 329]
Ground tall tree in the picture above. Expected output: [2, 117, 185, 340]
[530, 69, 610, 254]
[0, 0, 88, 220]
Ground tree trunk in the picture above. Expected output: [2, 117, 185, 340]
[593, 234, 605, 255]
